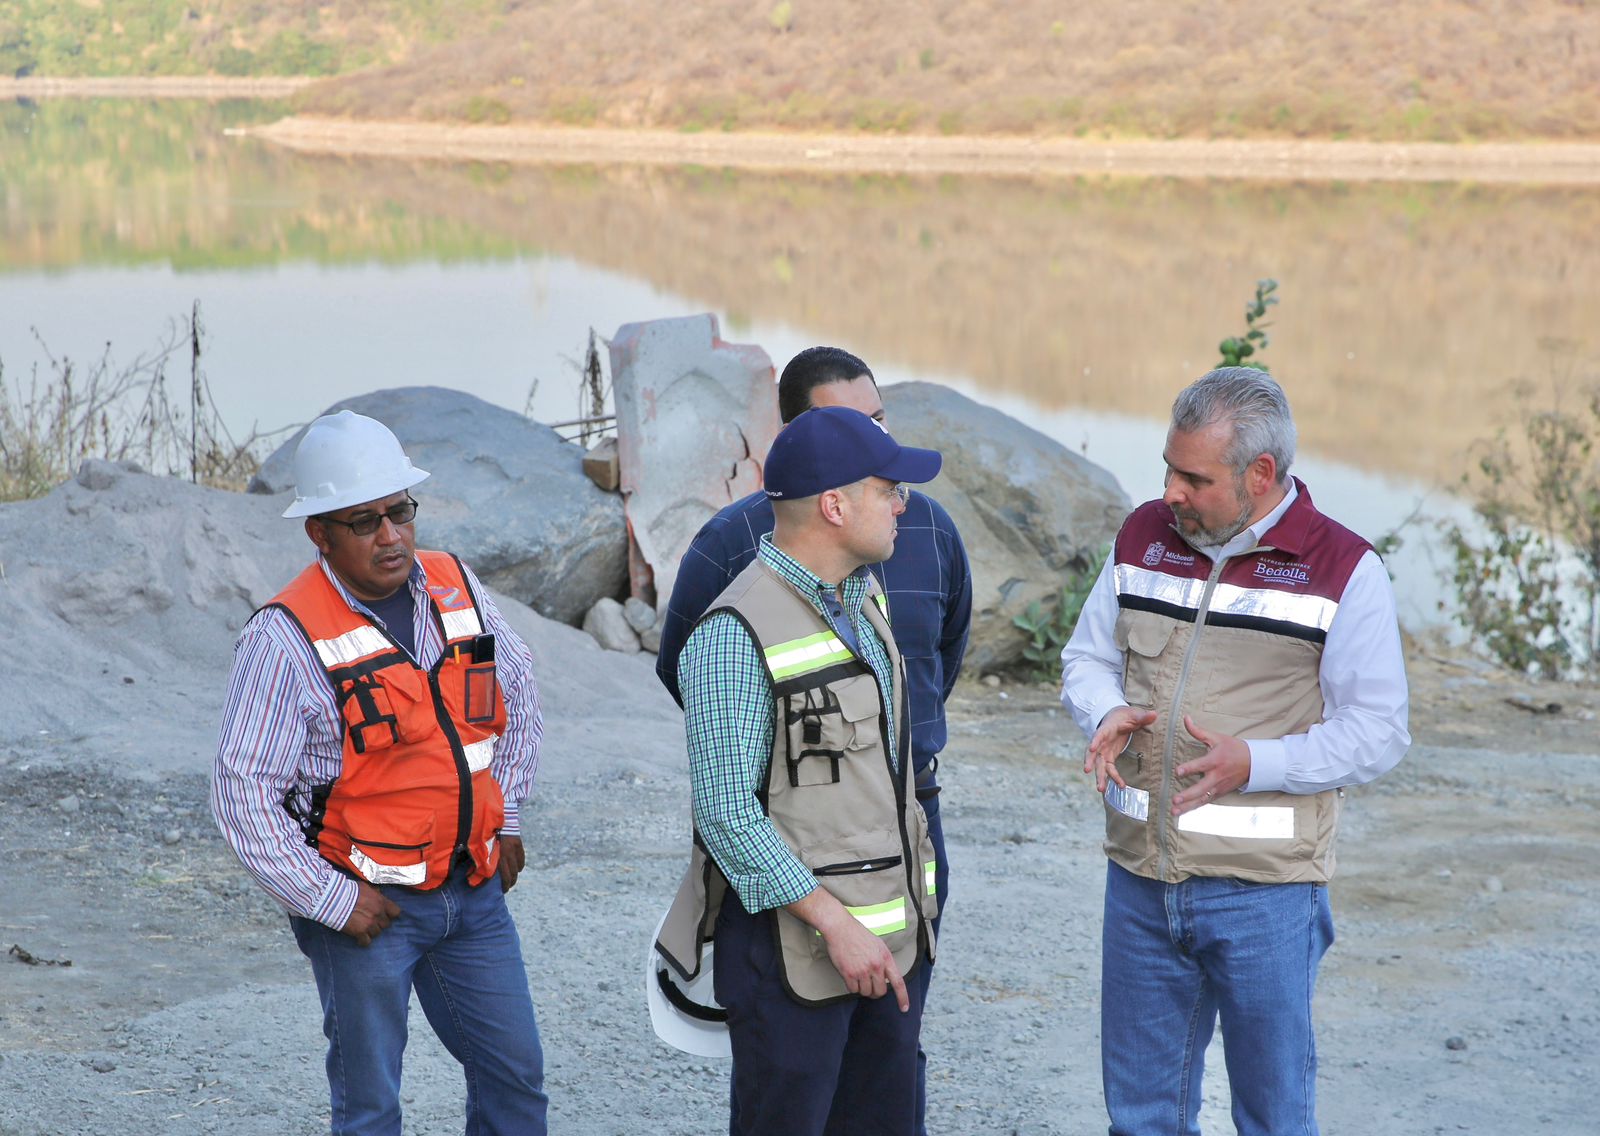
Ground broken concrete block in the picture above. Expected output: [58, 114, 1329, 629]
[582, 437, 621, 492]
[609, 313, 779, 608]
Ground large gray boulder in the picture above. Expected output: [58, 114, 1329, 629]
[251, 387, 627, 625]
[881, 382, 1130, 673]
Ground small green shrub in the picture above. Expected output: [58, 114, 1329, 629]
[1443, 348, 1600, 678]
[1013, 545, 1108, 680]
[1217, 278, 1278, 372]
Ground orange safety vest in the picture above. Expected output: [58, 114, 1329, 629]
[268, 550, 508, 891]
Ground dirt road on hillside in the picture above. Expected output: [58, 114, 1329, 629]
[248, 117, 1600, 184]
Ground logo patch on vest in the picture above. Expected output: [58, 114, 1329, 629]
[1142, 541, 1165, 567]
[1254, 560, 1311, 586]
[428, 584, 468, 610]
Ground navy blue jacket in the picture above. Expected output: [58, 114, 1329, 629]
[655, 489, 972, 780]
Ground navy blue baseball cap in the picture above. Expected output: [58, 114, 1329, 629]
[763, 406, 942, 499]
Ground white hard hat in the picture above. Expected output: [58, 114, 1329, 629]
[281, 410, 430, 518]
[645, 909, 731, 1058]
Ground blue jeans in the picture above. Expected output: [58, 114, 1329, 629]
[290, 865, 548, 1136]
[1101, 861, 1334, 1136]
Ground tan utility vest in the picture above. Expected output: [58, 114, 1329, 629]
[1106, 482, 1371, 885]
[656, 557, 937, 1006]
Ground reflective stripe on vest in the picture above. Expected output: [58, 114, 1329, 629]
[349, 846, 428, 887]
[1105, 782, 1294, 840]
[816, 897, 907, 937]
[313, 624, 392, 668]
[763, 630, 853, 680]
[1114, 563, 1339, 635]
[462, 736, 495, 774]
[924, 860, 937, 896]
[441, 607, 483, 640]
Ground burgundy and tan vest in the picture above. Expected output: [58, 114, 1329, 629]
[656, 558, 937, 1006]
[1106, 481, 1371, 884]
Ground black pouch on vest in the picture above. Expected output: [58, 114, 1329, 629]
[338, 676, 400, 754]
[784, 688, 845, 788]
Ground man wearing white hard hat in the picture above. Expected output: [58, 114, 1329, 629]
[655, 406, 943, 1135]
[211, 410, 549, 1136]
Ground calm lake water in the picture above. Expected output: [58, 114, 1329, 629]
[5, 99, 1599, 630]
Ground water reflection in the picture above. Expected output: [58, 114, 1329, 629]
[2, 99, 1594, 628]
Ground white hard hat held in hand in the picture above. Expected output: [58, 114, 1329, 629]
[646, 909, 731, 1059]
[282, 410, 431, 518]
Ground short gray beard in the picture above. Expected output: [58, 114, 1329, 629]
[1180, 487, 1254, 548]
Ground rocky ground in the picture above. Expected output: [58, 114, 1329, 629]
[1, 640, 1596, 1135]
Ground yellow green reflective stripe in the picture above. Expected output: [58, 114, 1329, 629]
[845, 897, 907, 936]
[764, 631, 852, 680]
[873, 592, 890, 622]
[924, 860, 937, 896]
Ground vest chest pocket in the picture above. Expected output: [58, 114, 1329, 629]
[463, 661, 500, 724]
[801, 829, 914, 960]
[782, 673, 882, 788]
[338, 676, 401, 754]
[1113, 611, 1177, 709]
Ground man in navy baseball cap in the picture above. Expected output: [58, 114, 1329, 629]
[763, 405, 942, 500]
[661, 402, 946, 1135]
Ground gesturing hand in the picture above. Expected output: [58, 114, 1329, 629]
[1170, 714, 1252, 816]
[1084, 705, 1158, 792]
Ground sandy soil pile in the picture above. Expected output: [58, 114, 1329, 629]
[1, 464, 1595, 1134]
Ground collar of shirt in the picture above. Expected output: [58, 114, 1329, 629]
[756, 532, 874, 624]
[1187, 479, 1300, 562]
[315, 554, 428, 624]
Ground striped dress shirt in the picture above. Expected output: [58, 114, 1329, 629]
[679, 535, 898, 914]
[210, 555, 542, 930]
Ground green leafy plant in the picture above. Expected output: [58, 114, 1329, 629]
[1013, 544, 1108, 680]
[1217, 278, 1278, 371]
[1442, 345, 1600, 678]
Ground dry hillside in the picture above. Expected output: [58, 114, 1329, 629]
[298, 0, 1600, 140]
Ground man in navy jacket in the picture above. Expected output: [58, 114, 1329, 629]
[655, 346, 972, 1135]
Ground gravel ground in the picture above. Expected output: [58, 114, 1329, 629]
[3, 666, 1596, 1135]
[1, 468, 1596, 1134]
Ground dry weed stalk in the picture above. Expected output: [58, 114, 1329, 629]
[0, 306, 267, 502]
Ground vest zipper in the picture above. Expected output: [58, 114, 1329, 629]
[1155, 538, 1275, 881]
[1157, 553, 1228, 882]
[429, 652, 475, 865]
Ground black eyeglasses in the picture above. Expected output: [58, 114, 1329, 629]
[319, 497, 419, 537]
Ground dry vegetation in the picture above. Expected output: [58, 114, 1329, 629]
[298, 0, 1600, 141]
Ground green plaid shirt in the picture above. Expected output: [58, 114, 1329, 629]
[679, 533, 899, 913]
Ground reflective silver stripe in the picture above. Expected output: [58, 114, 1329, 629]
[1116, 564, 1339, 633]
[1176, 803, 1295, 839]
[1206, 582, 1338, 633]
[349, 847, 428, 886]
[462, 736, 496, 773]
[1114, 564, 1206, 610]
[313, 625, 391, 667]
[441, 607, 483, 640]
[1105, 782, 1150, 822]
